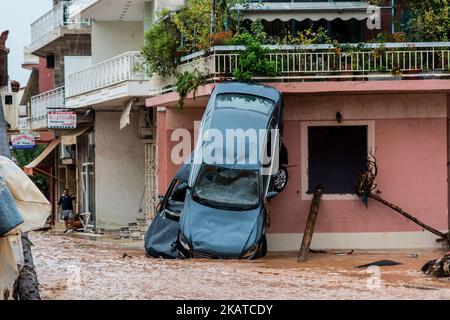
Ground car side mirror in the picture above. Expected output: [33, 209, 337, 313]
[158, 194, 165, 203]
[266, 191, 278, 200]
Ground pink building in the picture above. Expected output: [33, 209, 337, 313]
[147, 76, 450, 251]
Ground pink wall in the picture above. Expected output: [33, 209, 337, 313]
[155, 92, 449, 234]
[269, 118, 448, 234]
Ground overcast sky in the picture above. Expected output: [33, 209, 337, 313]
[0, 0, 52, 86]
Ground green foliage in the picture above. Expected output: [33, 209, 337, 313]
[172, 0, 243, 52]
[142, 14, 180, 77]
[175, 70, 207, 112]
[231, 20, 278, 82]
[13, 144, 46, 168]
[12, 144, 49, 196]
[407, 0, 450, 41]
[277, 27, 334, 46]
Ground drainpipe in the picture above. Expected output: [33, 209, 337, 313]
[210, 0, 217, 34]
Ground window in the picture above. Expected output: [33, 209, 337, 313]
[307, 125, 368, 195]
[216, 93, 274, 115]
[193, 164, 260, 211]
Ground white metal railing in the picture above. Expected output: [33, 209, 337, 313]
[152, 42, 450, 94]
[30, 86, 65, 130]
[66, 51, 149, 97]
[30, 1, 91, 50]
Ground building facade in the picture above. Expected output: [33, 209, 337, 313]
[22, 0, 450, 249]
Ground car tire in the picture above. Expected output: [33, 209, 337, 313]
[274, 165, 288, 193]
[177, 231, 191, 259]
[256, 236, 267, 259]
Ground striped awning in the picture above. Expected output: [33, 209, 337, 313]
[234, 2, 373, 22]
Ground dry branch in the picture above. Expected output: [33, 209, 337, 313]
[356, 154, 450, 247]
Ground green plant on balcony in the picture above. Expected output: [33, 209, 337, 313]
[231, 20, 278, 81]
[407, 0, 450, 42]
[142, 11, 180, 77]
[173, 0, 243, 52]
[175, 69, 207, 112]
[391, 65, 403, 77]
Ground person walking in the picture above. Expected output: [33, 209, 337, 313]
[58, 189, 76, 233]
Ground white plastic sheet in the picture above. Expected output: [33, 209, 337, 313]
[0, 156, 51, 299]
[0, 156, 51, 232]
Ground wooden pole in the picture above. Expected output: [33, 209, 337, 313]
[368, 194, 445, 238]
[298, 185, 324, 262]
[368, 193, 449, 247]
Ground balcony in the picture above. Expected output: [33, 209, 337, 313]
[150, 42, 450, 95]
[28, 1, 91, 56]
[68, 0, 185, 21]
[30, 87, 65, 130]
[65, 51, 158, 109]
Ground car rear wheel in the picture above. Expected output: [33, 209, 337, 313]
[274, 165, 288, 192]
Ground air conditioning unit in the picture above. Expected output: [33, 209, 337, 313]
[139, 107, 155, 140]
[1, 92, 18, 131]
[60, 144, 76, 164]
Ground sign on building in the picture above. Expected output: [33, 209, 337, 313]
[48, 111, 77, 129]
[18, 117, 29, 131]
[11, 134, 35, 149]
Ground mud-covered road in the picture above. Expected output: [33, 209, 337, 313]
[30, 232, 450, 300]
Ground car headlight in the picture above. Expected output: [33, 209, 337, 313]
[241, 244, 259, 259]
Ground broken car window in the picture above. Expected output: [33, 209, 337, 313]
[192, 165, 259, 211]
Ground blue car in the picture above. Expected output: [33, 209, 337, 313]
[178, 82, 287, 259]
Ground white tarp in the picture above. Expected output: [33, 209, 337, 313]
[120, 99, 133, 130]
[0, 156, 51, 299]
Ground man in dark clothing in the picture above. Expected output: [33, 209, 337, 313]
[58, 189, 76, 233]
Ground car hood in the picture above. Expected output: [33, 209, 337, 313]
[180, 194, 265, 258]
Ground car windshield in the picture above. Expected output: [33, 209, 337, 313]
[216, 93, 274, 115]
[192, 165, 260, 211]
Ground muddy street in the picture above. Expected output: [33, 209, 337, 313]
[30, 232, 450, 300]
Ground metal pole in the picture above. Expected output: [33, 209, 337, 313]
[392, 0, 395, 33]
[210, 0, 217, 34]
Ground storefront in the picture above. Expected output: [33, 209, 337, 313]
[147, 80, 450, 250]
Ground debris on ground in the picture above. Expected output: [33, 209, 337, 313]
[30, 233, 450, 300]
[422, 253, 450, 278]
[356, 260, 403, 268]
[336, 250, 354, 256]
[309, 249, 327, 254]
[121, 253, 133, 259]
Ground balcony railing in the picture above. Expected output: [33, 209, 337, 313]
[30, 1, 91, 51]
[67, 0, 99, 17]
[66, 51, 149, 97]
[30, 87, 65, 130]
[153, 42, 450, 95]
